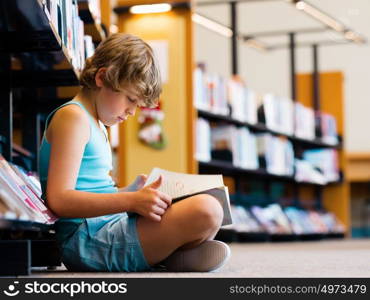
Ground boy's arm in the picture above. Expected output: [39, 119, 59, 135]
[45, 105, 134, 218]
[49, 189, 136, 218]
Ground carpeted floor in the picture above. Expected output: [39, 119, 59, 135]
[26, 239, 370, 278]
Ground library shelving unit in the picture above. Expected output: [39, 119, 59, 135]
[115, 0, 351, 240]
[0, 0, 110, 276]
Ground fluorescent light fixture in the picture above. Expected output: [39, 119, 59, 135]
[244, 38, 268, 51]
[130, 3, 172, 14]
[294, 1, 345, 32]
[344, 30, 365, 44]
[192, 13, 233, 38]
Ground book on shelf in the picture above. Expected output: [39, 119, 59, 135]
[210, 124, 259, 170]
[83, 0, 101, 23]
[294, 158, 327, 185]
[319, 112, 339, 145]
[303, 149, 340, 183]
[294, 102, 315, 140]
[250, 204, 293, 235]
[262, 94, 294, 135]
[244, 87, 258, 125]
[84, 34, 95, 59]
[144, 168, 233, 226]
[284, 206, 345, 234]
[46, 0, 96, 71]
[195, 118, 211, 162]
[193, 65, 229, 116]
[223, 202, 345, 236]
[193, 65, 258, 124]
[228, 76, 257, 124]
[223, 205, 265, 234]
[0, 154, 58, 224]
[256, 134, 294, 176]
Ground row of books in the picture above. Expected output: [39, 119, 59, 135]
[194, 66, 257, 124]
[45, 0, 96, 71]
[225, 203, 345, 236]
[0, 155, 57, 224]
[194, 65, 339, 144]
[196, 120, 340, 183]
[263, 96, 338, 145]
[295, 149, 340, 184]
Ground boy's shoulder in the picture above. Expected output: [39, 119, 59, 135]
[53, 102, 89, 123]
[47, 102, 90, 143]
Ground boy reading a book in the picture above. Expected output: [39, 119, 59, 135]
[39, 33, 231, 272]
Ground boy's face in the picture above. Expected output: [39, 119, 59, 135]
[95, 69, 144, 126]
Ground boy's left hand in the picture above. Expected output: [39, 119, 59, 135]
[121, 174, 148, 192]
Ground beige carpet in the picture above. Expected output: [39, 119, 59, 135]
[26, 239, 370, 278]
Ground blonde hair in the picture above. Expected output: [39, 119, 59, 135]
[79, 33, 162, 107]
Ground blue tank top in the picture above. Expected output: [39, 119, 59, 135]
[39, 100, 118, 243]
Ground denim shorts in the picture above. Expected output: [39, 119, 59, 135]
[60, 212, 154, 272]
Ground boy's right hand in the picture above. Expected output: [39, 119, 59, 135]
[130, 175, 172, 222]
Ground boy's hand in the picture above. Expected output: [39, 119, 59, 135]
[131, 175, 172, 222]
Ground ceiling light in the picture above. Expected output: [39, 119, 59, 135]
[344, 30, 366, 44]
[294, 1, 345, 32]
[244, 38, 268, 51]
[129, 3, 172, 14]
[192, 13, 233, 38]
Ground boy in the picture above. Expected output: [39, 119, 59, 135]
[39, 33, 230, 272]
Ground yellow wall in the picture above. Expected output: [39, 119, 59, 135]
[117, 8, 193, 186]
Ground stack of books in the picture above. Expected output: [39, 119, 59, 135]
[210, 124, 259, 169]
[195, 118, 212, 162]
[262, 94, 294, 135]
[284, 206, 345, 235]
[0, 155, 57, 224]
[294, 102, 316, 140]
[303, 149, 340, 183]
[46, 0, 96, 71]
[319, 112, 339, 145]
[194, 65, 258, 124]
[228, 76, 258, 124]
[223, 205, 265, 234]
[257, 134, 294, 176]
[193, 65, 229, 116]
[295, 158, 327, 185]
[221, 203, 345, 240]
[251, 204, 293, 235]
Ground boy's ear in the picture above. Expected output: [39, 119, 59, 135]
[95, 67, 107, 88]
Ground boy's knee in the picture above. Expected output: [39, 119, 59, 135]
[191, 194, 223, 231]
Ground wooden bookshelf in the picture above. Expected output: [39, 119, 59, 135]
[197, 109, 343, 150]
[78, 0, 107, 43]
[114, 1, 348, 238]
[0, 0, 109, 276]
[347, 152, 370, 182]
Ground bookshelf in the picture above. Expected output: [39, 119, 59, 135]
[0, 0, 110, 276]
[197, 109, 343, 150]
[115, 0, 348, 241]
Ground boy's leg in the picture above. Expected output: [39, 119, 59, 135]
[136, 194, 223, 266]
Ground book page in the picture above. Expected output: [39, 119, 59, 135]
[144, 168, 224, 199]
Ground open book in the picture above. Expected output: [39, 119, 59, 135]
[144, 168, 233, 226]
